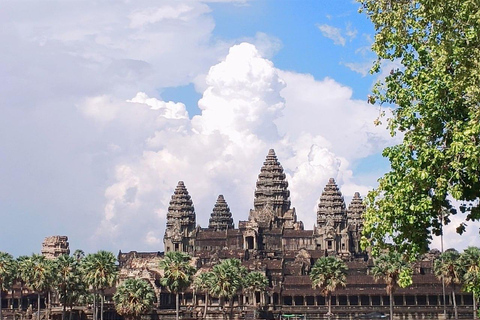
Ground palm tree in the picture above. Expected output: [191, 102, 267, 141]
[459, 247, 480, 319]
[309, 256, 348, 319]
[20, 254, 55, 320]
[244, 271, 268, 319]
[82, 251, 118, 320]
[371, 251, 412, 320]
[193, 271, 214, 319]
[16, 256, 30, 312]
[159, 251, 196, 320]
[113, 278, 155, 320]
[434, 249, 462, 320]
[55, 254, 86, 320]
[209, 259, 247, 320]
[0, 252, 17, 320]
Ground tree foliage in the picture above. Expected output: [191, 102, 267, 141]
[209, 259, 247, 320]
[0, 252, 17, 320]
[113, 278, 155, 320]
[159, 251, 196, 320]
[358, 0, 480, 257]
[434, 249, 462, 319]
[82, 251, 118, 320]
[309, 256, 348, 316]
[458, 247, 480, 319]
[371, 251, 412, 320]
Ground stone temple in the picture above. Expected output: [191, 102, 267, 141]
[118, 149, 474, 319]
[163, 149, 365, 261]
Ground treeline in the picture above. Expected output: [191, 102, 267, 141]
[1, 248, 480, 320]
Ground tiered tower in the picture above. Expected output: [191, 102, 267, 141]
[316, 178, 349, 256]
[346, 192, 365, 253]
[253, 149, 291, 216]
[208, 195, 234, 231]
[164, 181, 196, 253]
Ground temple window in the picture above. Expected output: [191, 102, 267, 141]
[327, 240, 332, 250]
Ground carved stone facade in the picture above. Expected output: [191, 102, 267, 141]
[164, 181, 196, 253]
[164, 149, 365, 262]
[41, 235, 70, 259]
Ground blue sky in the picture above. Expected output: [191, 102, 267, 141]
[0, 0, 477, 257]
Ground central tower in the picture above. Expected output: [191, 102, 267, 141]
[247, 149, 302, 234]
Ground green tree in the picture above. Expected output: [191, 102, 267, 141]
[434, 249, 462, 320]
[244, 271, 268, 319]
[55, 254, 86, 320]
[358, 0, 480, 258]
[0, 252, 17, 320]
[371, 251, 412, 320]
[309, 256, 348, 318]
[193, 271, 214, 319]
[459, 247, 480, 319]
[16, 256, 30, 312]
[82, 251, 118, 320]
[209, 259, 247, 320]
[159, 252, 196, 320]
[113, 278, 155, 320]
[20, 254, 55, 320]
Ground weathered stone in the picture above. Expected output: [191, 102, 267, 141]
[164, 181, 196, 253]
[208, 195, 234, 231]
[41, 235, 70, 259]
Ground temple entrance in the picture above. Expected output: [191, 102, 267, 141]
[245, 236, 255, 249]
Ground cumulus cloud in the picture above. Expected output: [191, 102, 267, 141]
[91, 42, 395, 251]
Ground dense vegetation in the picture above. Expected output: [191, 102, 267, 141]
[1, 247, 479, 319]
[358, 0, 480, 258]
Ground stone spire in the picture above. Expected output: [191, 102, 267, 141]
[208, 195, 234, 231]
[164, 181, 196, 252]
[347, 192, 365, 220]
[253, 149, 291, 216]
[317, 178, 346, 227]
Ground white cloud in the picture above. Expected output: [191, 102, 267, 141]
[342, 61, 372, 77]
[91, 43, 395, 251]
[318, 24, 346, 46]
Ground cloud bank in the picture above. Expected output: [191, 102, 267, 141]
[84, 43, 394, 251]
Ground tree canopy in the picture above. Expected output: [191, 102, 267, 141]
[359, 0, 480, 257]
[113, 278, 155, 320]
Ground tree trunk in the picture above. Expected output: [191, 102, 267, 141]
[62, 288, 67, 320]
[389, 291, 394, 320]
[473, 291, 477, 320]
[20, 282, 24, 311]
[37, 293, 41, 320]
[229, 297, 234, 320]
[47, 291, 51, 320]
[452, 287, 458, 320]
[203, 292, 208, 319]
[100, 293, 104, 320]
[327, 292, 332, 318]
[1, 286, 3, 320]
[93, 294, 96, 320]
[175, 293, 179, 320]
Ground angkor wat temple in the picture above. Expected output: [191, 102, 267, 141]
[117, 149, 475, 319]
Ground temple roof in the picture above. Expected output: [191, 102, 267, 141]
[317, 178, 346, 226]
[347, 191, 365, 219]
[165, 181, 195, 229]
[253, 149, 291, 216]
[208, 195, 234, 231]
